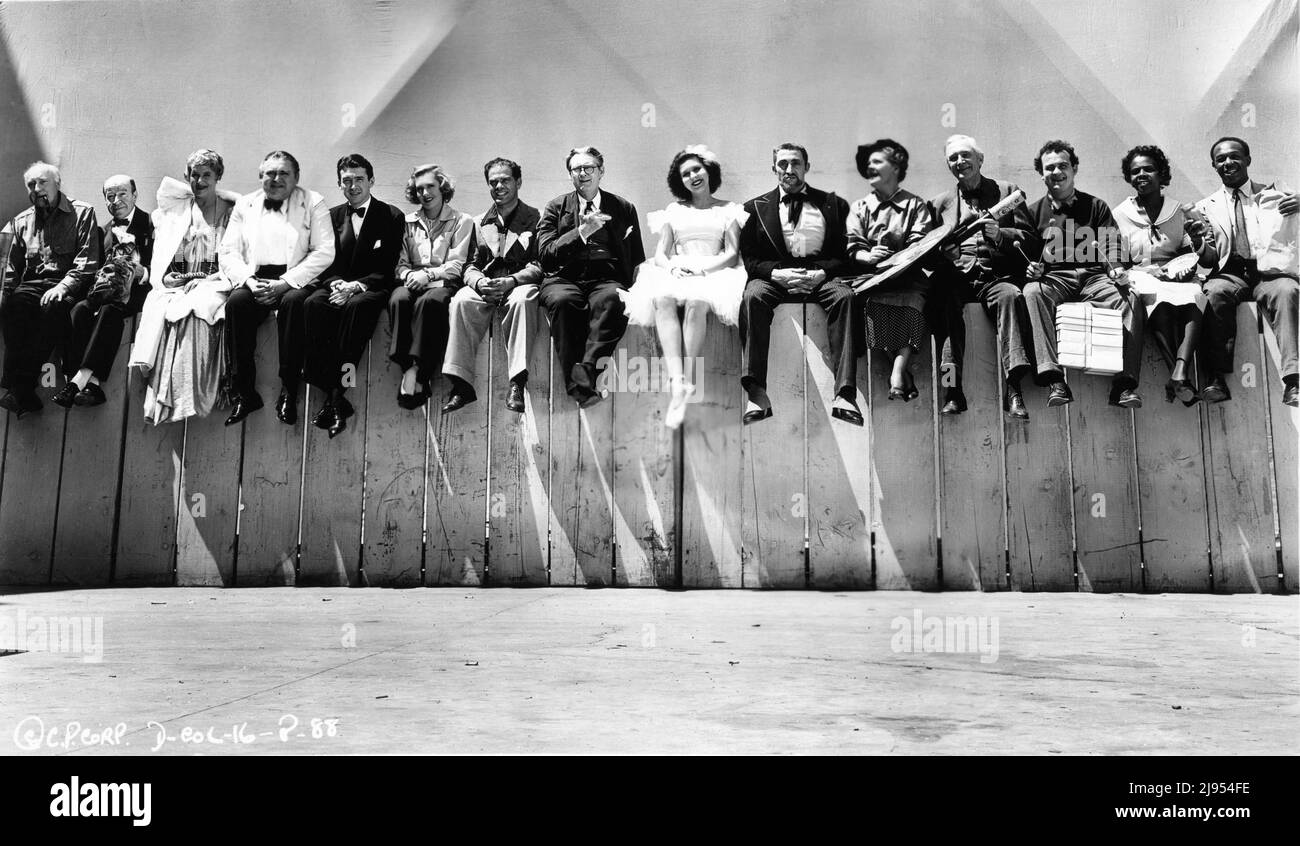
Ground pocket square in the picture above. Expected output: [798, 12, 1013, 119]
[624, 226, 633, 239]
[373, 239, 382, 248]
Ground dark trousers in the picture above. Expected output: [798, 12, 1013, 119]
[1023, 268, 1145, 387]
[930, 263, 1033, 386]
[537, 276, 627, 395]
[388, 284, 455, 383]
[1202, 259, 1298, 379]
[739, 275, 859, 396]
[224, 267, 315, 399]
[303, 286, 389, 390]
[0, 284, 74, 395]
[67, 299, 132, 381]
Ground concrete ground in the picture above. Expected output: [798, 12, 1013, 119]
[0, 588, 1296, 755]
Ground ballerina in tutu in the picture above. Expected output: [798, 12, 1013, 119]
[625, 145, 747, 429]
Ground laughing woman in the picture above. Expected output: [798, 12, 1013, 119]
[1113, 145, 1215, 404]
[624, 146, 747, 429]
[388, 163, 475, 408]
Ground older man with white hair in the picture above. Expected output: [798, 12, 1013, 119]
[0, 161, 100, 418]
[927, 134, 1032, 419]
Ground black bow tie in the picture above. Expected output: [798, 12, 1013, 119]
[351, 205, 366, 217]
[263, 198, 284, 212]
[782, 192, 807, 227]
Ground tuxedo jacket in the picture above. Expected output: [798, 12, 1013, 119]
[219, 186, 336, 289]
[322, 197, 405, 292]
[464, 201, 543, 289]
[740, 186, 851, 281]
[102, 205, 155, 295]
[537, 190, 645, 288]
[927, 176, 1023, 277]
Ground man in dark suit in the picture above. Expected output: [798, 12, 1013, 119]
[441, 157, 543, 414]
[55, 173, 154, 408]
[301, 153, 404, 436]
[739, 142, 861, 425]
[926, 135, 1032, 419]
[536, 146, 644, 407]
[1, 161, 100, 418]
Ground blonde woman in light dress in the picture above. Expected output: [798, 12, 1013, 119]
[129, 149, 241, 424]
[625, 146, 747, 429]
[1113, 145, 1216, 405]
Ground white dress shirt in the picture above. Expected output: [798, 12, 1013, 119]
[779, 186, 825, 257]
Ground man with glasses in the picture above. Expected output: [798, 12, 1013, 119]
[220, 150, 335, 426]
[536, 146, 644, 407]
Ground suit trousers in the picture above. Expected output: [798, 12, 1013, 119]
[1202, 267, 1298, 379]
[739, 276, 859, 395]
[388, 284, 455, 383]
[1023, 268, 1145, 386]
[929, 263, 1033, 384]
[537, 277, 627, 395]
[224, 277, 317, 399]
[443, 283, 539, 386]
[68, 299, 132, 381]
[301, 287, 389, 391]
[0, 284, 74, 395]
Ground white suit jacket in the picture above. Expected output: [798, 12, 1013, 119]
[219, 186, 335, 289]
[1195, 180, 1299, 278]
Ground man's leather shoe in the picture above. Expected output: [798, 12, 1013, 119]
[1284, 383, 1299, 408]
[1112, 388, 1142, 409]
[830, 395, 864, 426]
[0, 391, 36, 418]
[398, 385, 429, 410]
[505, 382, 526, 413]
[224, 393, 264, 426]
[74, 383, 107, 407]
[940, 388, 968, 415]
[1046, 382, 1073, 407]
[441, 392, 475, 414]
[312, 403, 338, 431]
[276, 390, 298, 425]
[577, 390, 603, 410]
[1005, 391, 1029, 420]
[336, 395, 355, 421]
[328, 412, 347, 439]
[52, 382, 80, 408]
[742, 400, 773, 425]
[1200, 376, 1230, 404]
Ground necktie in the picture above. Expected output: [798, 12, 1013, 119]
[583, 200, 594, 216]
[782, 192, 805, 228]
[1231, 188, 1252, 259]
[263, 198, 283, 212]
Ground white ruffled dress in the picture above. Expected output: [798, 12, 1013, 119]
[625, 201, 749, 327]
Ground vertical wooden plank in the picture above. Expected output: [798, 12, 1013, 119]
[1133, 336, 1211, 591]
[681, 316, 743, 587]
[868, 333, 938, 590]
[740, 303, 805, 588]
[612, 325, 676, 587]
[0, 381, 63, 585]
[546, 340, 614, 586]
[1066, 371, 1141, 593]
[1203, 306, 1276, 593]
[425, 345, 490, 586]
[360, 333, 426, 587]
[51, 338, 130, 585]
[1005, 386, 1074, 591]
[804, 306, 871, 589]
[298, 353, 368, 586]
[485, 315, 550, 586]
[938, 304, 1006, 590]
[174, 410, 240, 587]
[1260, 312, 1297, 593]
[114, 376, 184, 585]
[234, 317, 303, 585]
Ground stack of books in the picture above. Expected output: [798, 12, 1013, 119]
[1056, 303, 1123, 375]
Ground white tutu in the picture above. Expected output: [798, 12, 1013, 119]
[623, 200, 749, 327]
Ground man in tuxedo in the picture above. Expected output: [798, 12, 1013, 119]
[926, 135, 1032, 419]
[0, 161, 100, 418]
[220, 150, 335, 426]
[738, 142, 860, 425]
[301, 153, 404, 436]
[56, 173, 154, 408]
[441, 157, 542, 414]
[1013, 140, 1144, 409]
[537, 146, 644, 407]
[1194, 136, 1298, 407]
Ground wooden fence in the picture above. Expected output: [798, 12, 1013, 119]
[0, 303, 1294, 592]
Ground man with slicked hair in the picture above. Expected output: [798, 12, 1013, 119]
[1, 162, 100, 418]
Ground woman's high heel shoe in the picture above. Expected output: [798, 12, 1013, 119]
[1165, 378, 1198, 407]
